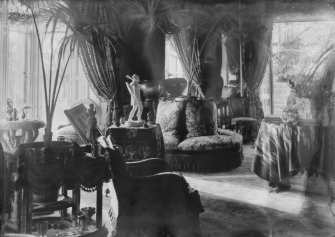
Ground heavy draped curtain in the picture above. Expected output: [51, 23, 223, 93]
[241, 19, 273, 120]
[171, 28, 206, 98]
[171, 29, 201, 96]
[79, 30, 122, 127]
[225, 18, 273, 119]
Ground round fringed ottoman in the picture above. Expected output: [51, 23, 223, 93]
[156, 97, 243, 172]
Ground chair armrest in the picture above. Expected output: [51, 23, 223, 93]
[126, 158, 168, 177]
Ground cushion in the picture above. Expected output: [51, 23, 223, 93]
[162, 133, 180, 151]
[178, 134, 242, 151]
[217, 128, 237, 136]
[185, 98, 218, 138]
[156, 98, 187, 140]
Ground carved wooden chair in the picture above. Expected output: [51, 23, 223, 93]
[228, 96, 260, 143]
[216, 98, 231, 129]
[101, 136, 204, 237]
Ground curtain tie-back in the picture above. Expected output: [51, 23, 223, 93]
[193, 81, 201, 88]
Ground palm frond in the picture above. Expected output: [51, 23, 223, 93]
[118, 0, 183, 35]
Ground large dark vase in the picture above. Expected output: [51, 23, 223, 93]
[139, 80, 164, 122]
[139, 80, 164, 99]
[22, 141, 73, 203]
[163, 78, 187, 98]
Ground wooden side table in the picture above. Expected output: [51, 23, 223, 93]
[105, 124, 165, 161]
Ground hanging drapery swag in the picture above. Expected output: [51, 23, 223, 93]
[241, 19, 273, 120]
[79, 30, 121, 127]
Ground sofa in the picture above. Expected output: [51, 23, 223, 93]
[156, 97, 243, 172]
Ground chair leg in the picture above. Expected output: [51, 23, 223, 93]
[61, 186, 68, 218]
[72, 186, 80, 218]
[17, 189, 22, 232]
[22, 187, 32, 233]
[96, 184, 103, 228]
[224, 106, 228, 128]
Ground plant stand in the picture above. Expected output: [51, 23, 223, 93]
[16, 142, 109, 236]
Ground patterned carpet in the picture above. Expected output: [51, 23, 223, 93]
[183, 145, 335, 237]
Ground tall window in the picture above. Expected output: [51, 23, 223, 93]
[0, 2, 9, 118]
[259, 63, 271, 115]
[0, 2, 101, 132]
[261, 21, 335, 116]
[164, 39, 184, 78]
[221, 35, 239, 88]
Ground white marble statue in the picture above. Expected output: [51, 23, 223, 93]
[125, 74, 144, 127]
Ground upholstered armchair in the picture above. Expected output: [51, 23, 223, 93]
[156, 97, 243, 172]
[101, 137, 204, 237]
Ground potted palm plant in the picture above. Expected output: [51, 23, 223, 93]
[9, 1, 76, 202]
[10, 1, 76, 145]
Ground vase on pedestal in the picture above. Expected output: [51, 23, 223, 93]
[139, 80, 164, 123]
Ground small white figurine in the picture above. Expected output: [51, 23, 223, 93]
[125, 74, 144, 127]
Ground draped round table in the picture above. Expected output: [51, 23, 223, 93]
[105, 124, 165, 161]
[252, 119, 320, 189]
[0, 119, 45, 153]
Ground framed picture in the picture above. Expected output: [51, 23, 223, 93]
[64, 103, 102, 144]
